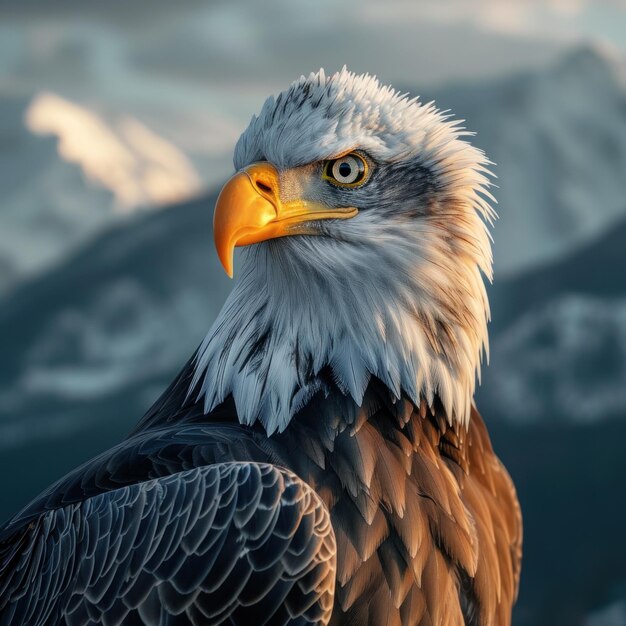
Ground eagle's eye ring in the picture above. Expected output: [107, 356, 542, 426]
[322, 152, 369, 188]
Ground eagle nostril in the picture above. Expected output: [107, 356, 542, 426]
[255, 180, 273, 195]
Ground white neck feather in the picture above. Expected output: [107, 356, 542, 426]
[191, 68, 496, 435]
[192, 198, 493, 435]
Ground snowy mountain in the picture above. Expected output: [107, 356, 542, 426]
[2, 45, 626, 297]
[477, 217, 626, 424]
[0, 96, 115, 294]
[483, 295, 626, 423]
[423, 45, 626, 276]
[0, 190, 227, 437]
[0, 92, 202, 296]
[0, 190, 228, 521]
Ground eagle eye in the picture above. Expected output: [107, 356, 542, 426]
[322, 152, 368, 188]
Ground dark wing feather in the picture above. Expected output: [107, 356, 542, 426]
[0, 462, 336, 626]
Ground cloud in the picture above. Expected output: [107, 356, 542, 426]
[357, 0, 624, 43]
[25, 91, 202, 212]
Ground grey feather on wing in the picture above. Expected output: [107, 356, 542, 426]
[0, 462, 337, 626]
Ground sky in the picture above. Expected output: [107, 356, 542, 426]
[0, 0, 625, 209]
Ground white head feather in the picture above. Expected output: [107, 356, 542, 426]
[192, 68, 496, 435]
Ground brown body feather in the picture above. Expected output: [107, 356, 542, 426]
[330, 404, 521, 626]
[265, 380, 522, 626]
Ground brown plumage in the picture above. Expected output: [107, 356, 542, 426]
[263, 379, 523, 626]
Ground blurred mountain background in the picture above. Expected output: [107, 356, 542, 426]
[1, 2, 626, 625]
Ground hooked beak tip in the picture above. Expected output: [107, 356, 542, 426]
[215, 242, 235, 278]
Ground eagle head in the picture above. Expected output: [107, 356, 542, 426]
[193, 69, 496, 435]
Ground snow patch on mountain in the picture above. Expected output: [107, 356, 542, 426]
[5, 279, 207, 401]
[0, 96, 115, 295]
[0, 279, 213, 449]
[0, 93, 203, 297]
[484, 295, 626, 423]
[585, 600, 626, 626]
[25, 92, 202, 212]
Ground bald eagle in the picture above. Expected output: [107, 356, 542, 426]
[0, 70, 521, 626]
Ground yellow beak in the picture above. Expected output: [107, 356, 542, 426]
[213, 162, 358, 277]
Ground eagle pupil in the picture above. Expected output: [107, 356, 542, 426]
[338, 162, 352, 178]
[324, 153, 367, 187]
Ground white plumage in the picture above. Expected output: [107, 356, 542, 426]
[193, 68, 496, 434]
